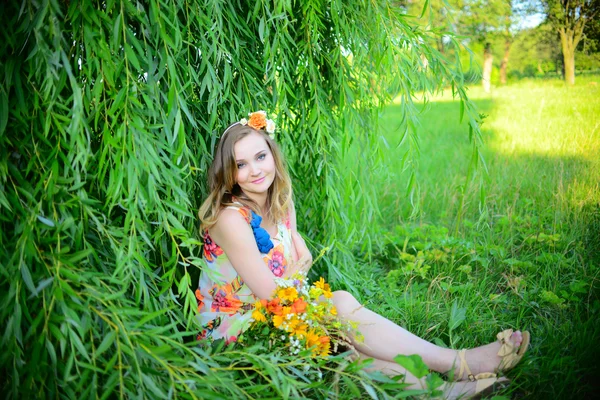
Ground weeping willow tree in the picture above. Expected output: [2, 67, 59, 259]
[0, 0, 482, 398]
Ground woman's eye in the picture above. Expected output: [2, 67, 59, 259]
[257, 154, 266, 161]
[237, 163, 245, 169]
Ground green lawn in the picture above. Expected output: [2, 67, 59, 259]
[340, 77, 600, 398]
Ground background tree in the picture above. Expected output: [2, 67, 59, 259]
[509, 22, 564, 76]
[541, 0, 600, 84]
[0, 0, 482, 397]
[498, 10, 513, 85]
[459, 0, 514, 91]
[409, 0, 515, 90]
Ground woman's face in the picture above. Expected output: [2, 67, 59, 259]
[233, 131, 276, 199]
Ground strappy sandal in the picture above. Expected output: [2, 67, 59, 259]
[446, 376, 510, 399]
[456, 329, 530, 382]
[471, 377, 510, 399]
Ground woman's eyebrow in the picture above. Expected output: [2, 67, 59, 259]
[236, 150, 266, 162]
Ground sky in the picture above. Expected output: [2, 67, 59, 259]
[518, 12, 546, 29]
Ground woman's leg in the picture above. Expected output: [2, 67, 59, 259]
[355, 351, 485, 399]
[333, 291, 523, 379]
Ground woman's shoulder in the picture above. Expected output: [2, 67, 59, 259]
[208, 206, 252, 242]
[218, 206, 251, 224]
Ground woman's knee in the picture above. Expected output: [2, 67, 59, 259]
[332, 290, 362, 315]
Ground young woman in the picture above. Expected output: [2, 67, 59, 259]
[196, 111, 530, 398]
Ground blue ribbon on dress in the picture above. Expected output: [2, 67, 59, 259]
[250, 211, 274, 254]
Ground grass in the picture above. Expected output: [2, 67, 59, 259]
[336, 76, 600, 398]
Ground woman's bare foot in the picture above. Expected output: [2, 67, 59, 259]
[453, 331, 523, 380]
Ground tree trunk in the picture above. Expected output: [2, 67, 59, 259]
[499, 38, 511, 85]
[482, 43, 493, 93]
[559, 30, 576, 85]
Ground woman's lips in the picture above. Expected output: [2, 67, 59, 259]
[252, 177, 265, 184]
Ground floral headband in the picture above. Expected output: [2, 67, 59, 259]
[222, 110, 276, 139]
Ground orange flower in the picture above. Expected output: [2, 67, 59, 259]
[247, 111, 267, 130]
[291, 298, 307, 314]
[267, 298, 283, 315]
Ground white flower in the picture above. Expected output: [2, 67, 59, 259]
[257, 110, 267, 116]
[274, 277, 293, 288]
[239, 118, 248, 125]
[266, 119, 276, 134]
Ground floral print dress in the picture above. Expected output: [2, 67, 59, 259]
[196, 204, 293, 343]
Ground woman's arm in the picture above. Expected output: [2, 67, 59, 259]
[209, 209, 303, 299]
[289, 201, 313, 267]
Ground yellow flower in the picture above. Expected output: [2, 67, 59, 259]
[277, 287, 298, 303]
[252, 309, 266, 323]
[273, 314, 285, 328]
[315, 277, 330, 291]
[319, 339, 331, 357]
[287, 317, 299, 330]
[289, 319, 308, 337]
[309, 287, 322, 299]
[306, 329, 320, 350]
[315, 277, 332, 298]
[330, 306, 338, 316]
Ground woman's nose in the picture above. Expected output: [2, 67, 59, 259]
[250, 163, 260, 176]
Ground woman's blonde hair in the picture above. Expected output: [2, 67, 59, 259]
[198, 123, 292, 231]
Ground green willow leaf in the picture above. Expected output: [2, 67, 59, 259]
[95, 331, 116, 357]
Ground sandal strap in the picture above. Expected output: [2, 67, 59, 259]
[473, 372, 497, 380]
[475, 376, 507, 394]
[456, 330, 530, 382]
[458, 349, 498, 382]
[457, 349, 475, 381]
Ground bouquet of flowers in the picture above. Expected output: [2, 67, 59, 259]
[242, 272, 362, 357]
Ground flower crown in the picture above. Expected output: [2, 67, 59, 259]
[223, 110, 276, 139]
